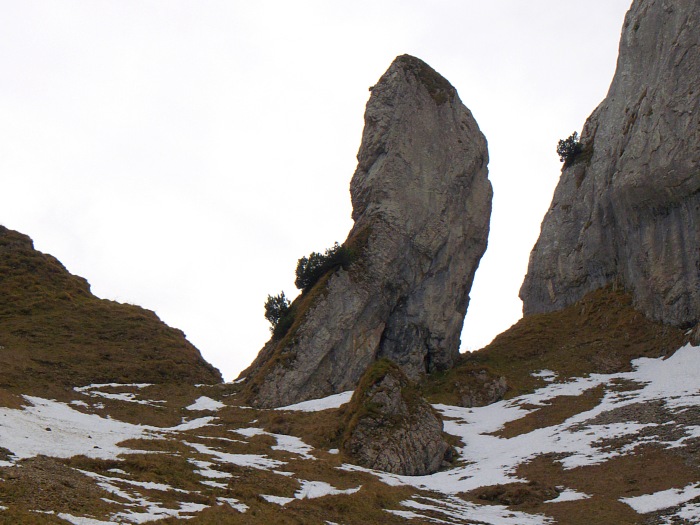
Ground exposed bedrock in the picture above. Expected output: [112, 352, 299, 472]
[521, 0, 699, 328]
[243, 54, 492, 408]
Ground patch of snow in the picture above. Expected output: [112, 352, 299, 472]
[189, 459, 233, 479]
[235, 427, 315, 459]
[185, 396, 225, 411]
[386, 509, 447, 522]
[261, 494, 295, 506]
[195, 435, 244, 443]
[0, 396, 152, 463]
[621, 482, 700, 513]
[217, 497, 248, 512]
[78, 470, 189, 494]
[75, 383, 153, 391]
[167, 416, 217, 431]
[545, 488, 591, 503]
[74, 383, 165, 407]
[201, 480, 227, 489]
[57, 514, 115, 525]
[185, 441, 285, 470]
[0, 505, 6, 511]
[261, 480, 360, 507]
[275, 391, 354, 412]
[531, 370, 558, 382]
[70, 400, 89, 408]
[294, 480, 361, 500]
[75, 470, 208, 523]
[398, 496, 553, 525]
[328, 448, 339, 455]
[0, 395, 222, 468]
[665, 502, 700, 523]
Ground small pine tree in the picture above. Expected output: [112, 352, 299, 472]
[264, 292, 291, 334]
[557, 131, 584, 165]
[295, 242, 351, 292]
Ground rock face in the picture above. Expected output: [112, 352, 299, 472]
[520, 0, 700, 328]
[243, 54, 491, 408]
[342, 360, 452, 476]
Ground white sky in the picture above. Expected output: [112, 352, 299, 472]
[0, 1, 632, 380]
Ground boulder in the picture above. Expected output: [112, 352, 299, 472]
[342, 360, 452, 476]
[520, 0, 700, 328]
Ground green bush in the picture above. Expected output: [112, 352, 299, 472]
[557, 131, 584, 165]
[264, 292, 292, 336]
[295, 242, 352, 293]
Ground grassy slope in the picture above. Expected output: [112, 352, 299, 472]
[0, 226, 221, 399]
[424, 287, 687, 406]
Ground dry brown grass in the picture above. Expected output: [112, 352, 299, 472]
[458, 446, 700, 525]
[509, 446, 700, 525]
[0, 226, 221, 399]
[0, 456, 119, 519]
[496, 385, 606, 439]
[424, 287, 686, 405]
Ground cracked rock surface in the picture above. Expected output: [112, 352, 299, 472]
[342, 360, 451, 476]
[521, 0, 699, 328]
[244, 55, 491, 408]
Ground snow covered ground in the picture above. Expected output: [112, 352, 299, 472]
[275, 390, 354, 412]
[1, 343, 699, 523]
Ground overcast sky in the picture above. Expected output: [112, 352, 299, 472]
[0, 1, 633, 380]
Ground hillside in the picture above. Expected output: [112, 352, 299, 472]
[0, 287, 698, 524]
[0, 226, 222, 400]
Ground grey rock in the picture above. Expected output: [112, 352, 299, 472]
[520, 0, 700, 328]
[455, 371, 508, 408]
[243, 55, 491, 407]
[342, 361, 451, 476]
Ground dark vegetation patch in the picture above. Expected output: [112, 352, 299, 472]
[0, 226, 221, 399]
[474, 481, 560, 506]
[294, 242, 354, 293]
[423, 287, 686, 405]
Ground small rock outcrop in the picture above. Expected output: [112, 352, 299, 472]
[342, 360, 452, 476]
[454, 370, 508, 408]
[520, 0, 699, 328]
[243, 54, 492, 407]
